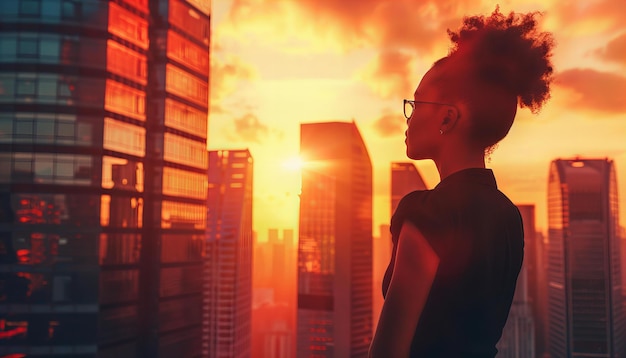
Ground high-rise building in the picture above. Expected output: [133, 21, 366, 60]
[496, 204, 536, 358]
[205, 149, 253, 358]
[297, 121, 373, 358]
[390, 162, 428, 215]
[372, 162, 428, 333]
[371, 224, 390, 334]
[546, 158, 625, 357]
[252, 229, 297, 358]
[0, 1, 210, 356]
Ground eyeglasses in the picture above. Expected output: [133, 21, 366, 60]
[403, 99, 459, 120]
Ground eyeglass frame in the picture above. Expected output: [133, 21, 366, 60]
[403, 99, 459, 120]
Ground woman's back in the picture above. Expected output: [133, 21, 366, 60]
[383, 168, 524, 357]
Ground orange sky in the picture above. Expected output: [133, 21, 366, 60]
[209, 0, 626, 241]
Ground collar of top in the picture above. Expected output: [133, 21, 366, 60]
[434, 168, 497, 190]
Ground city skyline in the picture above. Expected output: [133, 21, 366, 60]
[210, 0, 626, 241]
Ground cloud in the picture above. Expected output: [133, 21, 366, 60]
[593, 32, 626, 65]
[224, 0, 484, 95]
[210, 55, 257, 104]
[554, 68, 626, 113]
[233, 113, 269, 143]
[551, 0, 626, 35]
[359, 50, 415, 99]
[373, 111, 405, 137]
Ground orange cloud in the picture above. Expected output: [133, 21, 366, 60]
[210, 55, 257, 113]
[551, 0, 626, 34]
[359, 50, 415, 99]
[373, 111, 405, 138]
[593, 32, 626, 65]
[555, 68, 626, 113]
[233, 113, 270, 143]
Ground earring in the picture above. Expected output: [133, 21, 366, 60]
[439, 129, 444, 135]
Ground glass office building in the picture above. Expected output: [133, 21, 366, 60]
[546, 158, 625, 358]
[297, 121, 373, 358]
[205, 150, 253, 358]
[0, 0, 210, 356]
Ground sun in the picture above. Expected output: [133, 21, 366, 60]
[283, 156, 305, 172]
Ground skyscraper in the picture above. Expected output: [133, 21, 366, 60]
[546, 158, 625, 357]
[297, 121, 373, 358]
[205, 149, 253, 358]
[0, 1, 210, 357]
[496, 204, 535, 358]
[390, 162, 428, 215]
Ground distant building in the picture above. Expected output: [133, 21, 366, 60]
[252, 229, 297, 358]
[390, 162, 428, 216]
[205, 150, 253, 358]
[546, 158, 625, 357]
[496, 204, 536, 358]
[0, 1, 210, 356]
[372, 224, 391, 334]
[297, 121, 373, 357]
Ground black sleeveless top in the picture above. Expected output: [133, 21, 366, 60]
[382, 168, 524, 358]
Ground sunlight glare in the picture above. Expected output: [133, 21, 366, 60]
[283, 156, 305, 172]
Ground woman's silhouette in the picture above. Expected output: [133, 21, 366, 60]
[369, 8, 554, 358]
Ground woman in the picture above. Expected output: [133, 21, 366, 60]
[369, 8, 554, 358]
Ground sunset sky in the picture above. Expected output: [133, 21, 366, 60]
[209, 0, 626, 241]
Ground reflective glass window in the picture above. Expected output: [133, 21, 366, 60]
[17, 37, 38, 58]
[19, 0, 41, 17]
[0, 114, 12, 142]
[12, 193, 99, 227]
[105, 80, 146, 120]
[99, 194, 143, 228]
[161, 200, 206, 229]
[0, 154, 10, 183]
[103, 117, 146, 156]
[106, 40, 147, 84]
[40, 37, 60, 59]
[108, 2, 148, 49]
[0, 75, 15, 100]
[164, 99, 207, 137]
[163, 166, 207, 199]
[165, 64, 208, 106]
[16, 78, 36, 96]
[159, 296, 202, 332]
[41, 0, 61, 18]
[167, 31, 208, 75]
[168, 0, 209, 44]
[161, 234, 205, 263]
[160, 266, 203, 297]
[0, 36, 17, 59]
[163, 132, 207, 169]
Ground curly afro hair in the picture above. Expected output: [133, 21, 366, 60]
[446, 7, 555, 114]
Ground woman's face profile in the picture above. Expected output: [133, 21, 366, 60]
[405, 65, 448, 160]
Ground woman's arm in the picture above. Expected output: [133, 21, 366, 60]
[369, 221, 440, 358]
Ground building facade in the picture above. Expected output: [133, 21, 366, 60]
[0, 0, 210, 356]
[496, 204, 536, 358]
[390, 162, 428, 216]
[297, 121, 373, 358]
[546, 158, 625, 357]
[205, 150, 253, 358]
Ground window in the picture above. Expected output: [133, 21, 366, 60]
[163, 132, 207, 169]
[163, 166, 207, 199]
[19, 0, 41, 17]
[107, 40, 147, 84]
[104, 80, 146, 120]
[167, 31, 208, 75]
[161, 201, 206, 229]
[108, 2, 148, 49]
[164, 99, 207, 138]
[168, 0, 209, 44]
[17, 37, 38, 57]
[165, 64, 208, 106]
[16, 78, 36, 96]
[103, 117, 146, 156]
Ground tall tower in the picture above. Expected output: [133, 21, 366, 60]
[496, 204, 536, 358]
[205, 149, 253, 358]
[390, 162, 428, 215]
[297, 121, 373, 358]
[0, 1, 210, 357]
[546, 158, 625, 357]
